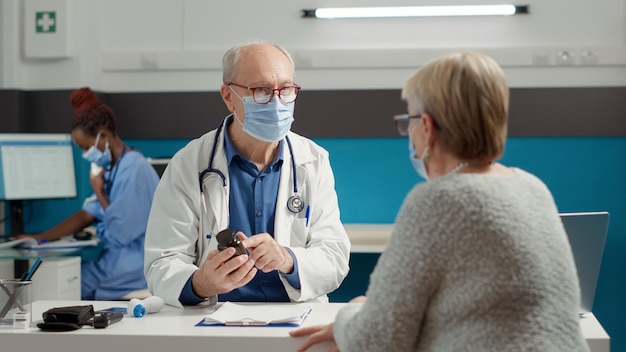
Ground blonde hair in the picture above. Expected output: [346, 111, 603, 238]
[401, 51, 509, 161]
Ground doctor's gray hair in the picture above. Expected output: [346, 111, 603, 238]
[222, 40, 295, 84]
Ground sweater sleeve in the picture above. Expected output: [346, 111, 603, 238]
[334, 185, 445, 351]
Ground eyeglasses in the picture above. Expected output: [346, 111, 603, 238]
[228, 82, 301, 104]
[393, 114, 422, 136]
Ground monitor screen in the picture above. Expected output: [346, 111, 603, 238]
[0, 133, 77, 200]
[147, 157, 170, 178]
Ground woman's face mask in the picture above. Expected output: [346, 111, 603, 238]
[408, 123, 430, 180]
[82, 132, 112, 167]
[230, 86, 294, 142]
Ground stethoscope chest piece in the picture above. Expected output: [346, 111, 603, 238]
[287, 194, 304, 213]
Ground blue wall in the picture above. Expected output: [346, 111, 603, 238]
[13, 136, 626, 350]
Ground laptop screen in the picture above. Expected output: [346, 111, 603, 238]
[560, 212, 609, 313]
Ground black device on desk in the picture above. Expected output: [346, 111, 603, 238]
[37, 305, 124, 331]
[73, 230, 94, 241]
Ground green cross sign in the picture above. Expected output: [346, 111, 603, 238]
[36, 12, 56, 33]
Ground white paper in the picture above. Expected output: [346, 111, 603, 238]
[203, 302, 312, 325]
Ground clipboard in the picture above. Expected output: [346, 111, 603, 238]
[196, 302, 312, 327]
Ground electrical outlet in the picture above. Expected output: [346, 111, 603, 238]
[293, 51, 313, 68]
[140, 53, 158, 70]
[555, 50, 576, 65]
[532, 49, 551, 65]
[580, 50, 599, 65]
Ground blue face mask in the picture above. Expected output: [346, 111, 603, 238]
[82, 132, 112, 168]
[231, 88, 295, 142]
[409, 136, 430, 180]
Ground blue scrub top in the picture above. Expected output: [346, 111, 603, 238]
[82, 149, 160, 300]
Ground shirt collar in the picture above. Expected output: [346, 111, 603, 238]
[223, 115, 285, 170]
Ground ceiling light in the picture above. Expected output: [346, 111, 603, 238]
[302, 5, 529, 19]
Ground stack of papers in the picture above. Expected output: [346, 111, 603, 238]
[0, 237, 99, 249]
[199, 302, 312, 326]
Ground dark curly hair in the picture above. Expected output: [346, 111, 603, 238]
[70, 87, 117, 136]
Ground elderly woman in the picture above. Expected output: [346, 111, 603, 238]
[291, 52, 588, 351]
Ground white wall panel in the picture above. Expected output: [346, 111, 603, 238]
[1, 0, 22, 89]
[100, 0, 183, 51]
[1, 0, 625, 90]
[128, 0, 625, 50]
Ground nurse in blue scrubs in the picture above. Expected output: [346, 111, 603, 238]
[19, 87, 160, 300]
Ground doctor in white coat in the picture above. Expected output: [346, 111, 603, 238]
[144, 41, 350, 308]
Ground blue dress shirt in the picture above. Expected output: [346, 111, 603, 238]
[180, 120, 301, 304]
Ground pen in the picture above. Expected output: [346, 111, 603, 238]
[21, 257, 42, 281]
[305, 205, 310, 227]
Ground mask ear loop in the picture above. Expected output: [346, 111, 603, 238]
[93, 131, 102, 149]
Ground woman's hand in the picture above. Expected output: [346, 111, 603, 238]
[349, 295, 367, 304]
[289, 323, 338, 352]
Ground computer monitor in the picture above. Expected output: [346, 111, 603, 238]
[0, 133, 77, 200]
[147, 157, 170, 178]
[560, 211, 609, 313]
[0, 133, 77, 234]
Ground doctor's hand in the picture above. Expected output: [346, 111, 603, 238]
[191, 248, 257, 298]
[241, 232, 294, 274]
[289, 323, 338, 352]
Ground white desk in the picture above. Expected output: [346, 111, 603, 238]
[0, 300, 339, 352]
[0, 300, 610, 352]
[344, 223, 393, 252]
[580, 312, 611, 352]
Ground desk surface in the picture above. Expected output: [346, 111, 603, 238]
[0, 244, 102, 261]
[344, 223, 392, 252]
[0, 300, 610, 352]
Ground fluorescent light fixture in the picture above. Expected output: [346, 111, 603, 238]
[302, 5, 529, 19]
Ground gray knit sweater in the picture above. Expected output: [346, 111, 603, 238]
[334, 168, 589, 351]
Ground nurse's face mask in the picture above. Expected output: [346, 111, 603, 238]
[82, 132, 112, 167]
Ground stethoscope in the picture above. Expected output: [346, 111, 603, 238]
[198, 116, 305, 214]
[104, 145, 127, 194]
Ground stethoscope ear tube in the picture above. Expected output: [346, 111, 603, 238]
[284, 133, 304, 214]
[199, 116, 307, 226]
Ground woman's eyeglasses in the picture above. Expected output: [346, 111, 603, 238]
[393, 114, 422, 136]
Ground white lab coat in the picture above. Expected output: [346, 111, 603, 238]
[144, 118, 351, 308]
